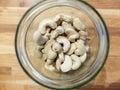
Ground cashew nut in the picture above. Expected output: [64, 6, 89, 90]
[71, 54, 81, 70]
[34, 45, 43, 58]
[79, 30, 88, 40]
[45, 64, 56, 72]
[79, 52, 87, 63]
[74, 42, 86, 56]
[47, 49, 57, 60]
[44, 28, 51, 38]
[41, 54, 47, 61]
[33, 31, 48, 45]
[58, 52, 64, 61]
[44, 40, 55, 53]
[56, 58, 63, 71]
[38, 19, 57, 34]
[77, 39, 85, 45]
[60, 55, 72, 72]
[73, 18, 86, 31]
[85, 45, 90, 52]
[56, 36, 70, 53]
[54, 13, 73, 23]
[41, 48, 45, 54]
[44, 40, 57, 59]
[66, 43, 77, 55]
[46, 59, 54, 65]
[52, 42, 62, 53]
[69, 34, 80, 42]
[62, 22, 79, 42]
[50, 26, 64, 39]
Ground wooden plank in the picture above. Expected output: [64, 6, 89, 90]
[0, 67, 11, 75]
[0, 0, 120, 9]
[87, 0, 120, 9]
[0, 8, 119, 26]
[0, 0, 39, 7]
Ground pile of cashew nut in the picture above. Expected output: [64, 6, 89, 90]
[33, 13, 90, 73]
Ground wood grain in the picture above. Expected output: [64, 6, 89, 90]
[87, 0, 120, 9]
[0, 0, 120, 90]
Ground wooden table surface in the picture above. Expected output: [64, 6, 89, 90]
[0, 0, 120, 90]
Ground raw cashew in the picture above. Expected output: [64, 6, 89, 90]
[34, 45, 43, 58]
[58, 52, 64, 61]
[79, 30, 88, 36]
[56, 36, 70, 53]
[52, 42, 62, 53]
[44, 40, 55, 53]
[41, 54, 47, 61]
[62, 22, 79, 42]
[41, 48, 45, 54]
[71, 54, 81, 70]
[60, 55, 72, 72]
[85, 45, 90, 52]
[38, 19, 57, 34]
[54, 13, 73, 23]
[45, 64, 56, 72]
[36, 45, 44, 50]
[46, 59, 54, 64]
[66, 43, 77, 55]
[44, 28, 51, 39]
[79, 31, 88, 40]
[69, 34, 80, 42]
[77, 39, 85, 45]
[33, 31, 48, 45]
[44, 40, 57, 60]
[47, 49, 57, 60]
[75, 42, 86, 56]
[51, 26, 64, 39]
[73, 18, 86, 31]
[56, 58, 63, 71]
[79, 52, 87, 63]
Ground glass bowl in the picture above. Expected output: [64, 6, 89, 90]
[15, 0, 110, 89]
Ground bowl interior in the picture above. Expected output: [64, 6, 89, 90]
[25, 6, 99, 80]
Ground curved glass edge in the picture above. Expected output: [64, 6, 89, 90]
[15, 0, 110, 90]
